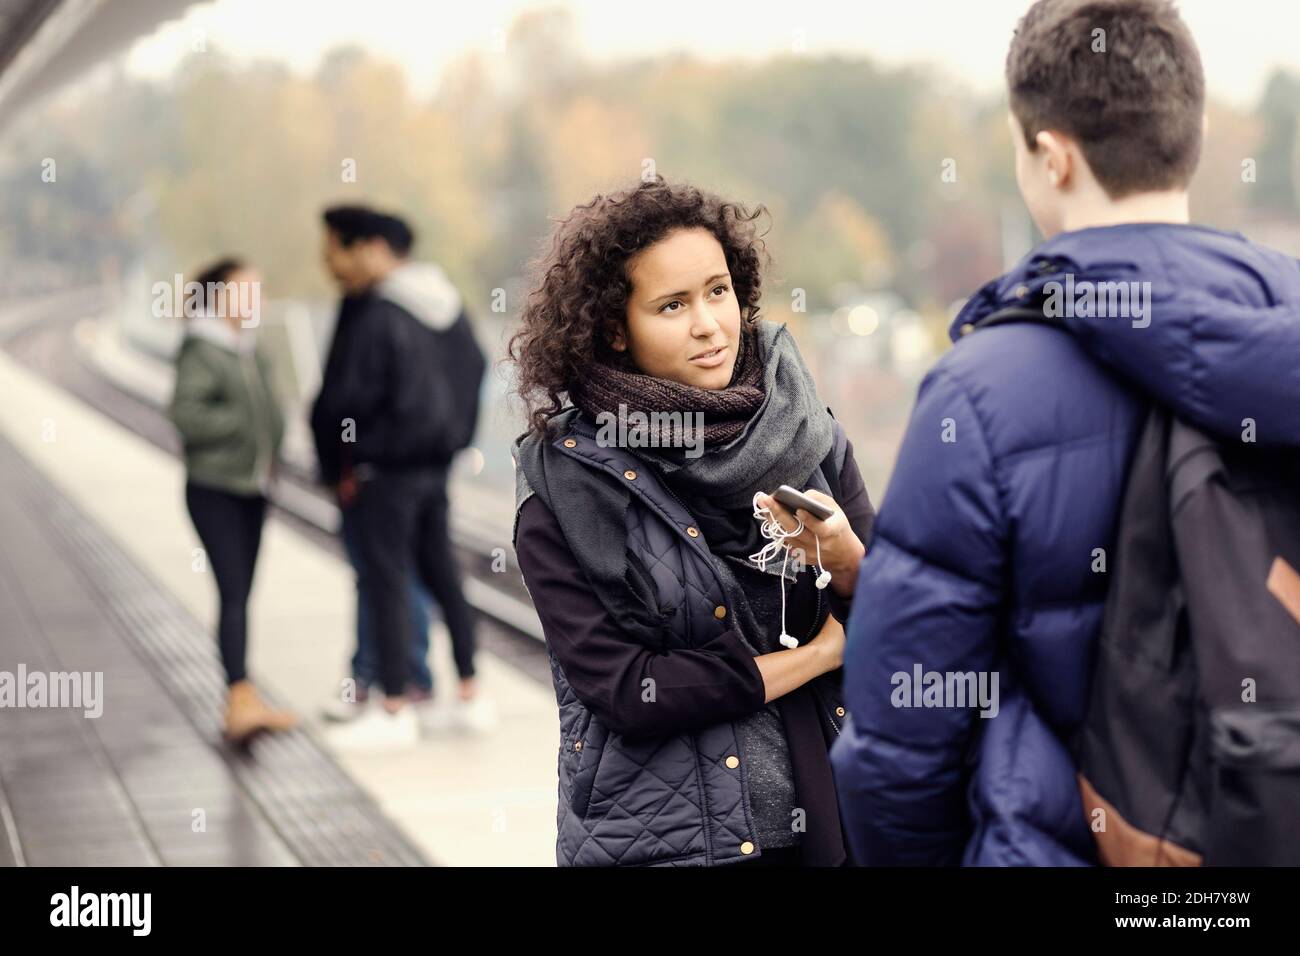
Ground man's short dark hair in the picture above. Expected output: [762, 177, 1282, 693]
[1006, 0, 1205, 198]
[322, 205, 414, 256]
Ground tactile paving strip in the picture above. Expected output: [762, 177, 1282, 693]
[0, 436, 430, 867]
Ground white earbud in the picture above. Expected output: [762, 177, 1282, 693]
[751, 492, 814, 649]
[813, 534, 831, 589]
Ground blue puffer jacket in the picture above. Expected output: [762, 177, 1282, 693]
[830, 223, 1300, 866]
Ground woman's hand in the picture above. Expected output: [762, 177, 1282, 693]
[754, 489, 866, 597]
[336, 473, 359, 508]
[755, 613, 845, 703]
[809, 612, 845, 671]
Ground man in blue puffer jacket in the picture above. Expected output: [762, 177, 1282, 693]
[831, 0, 1300, 866]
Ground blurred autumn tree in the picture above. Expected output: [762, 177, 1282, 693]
[0, 9, 1290, 321]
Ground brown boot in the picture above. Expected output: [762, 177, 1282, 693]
[223, 680, 299, 743]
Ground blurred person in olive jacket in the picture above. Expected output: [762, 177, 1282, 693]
[169, 257, 297, 744]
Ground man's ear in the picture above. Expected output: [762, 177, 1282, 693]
[1035, 129, 1075, 190]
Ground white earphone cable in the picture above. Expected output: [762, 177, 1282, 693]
[751, 492, 828, 648]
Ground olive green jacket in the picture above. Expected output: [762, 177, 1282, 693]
[169, 318, 285, 497]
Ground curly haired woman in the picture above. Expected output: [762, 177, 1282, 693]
[509, 177, 875, 867]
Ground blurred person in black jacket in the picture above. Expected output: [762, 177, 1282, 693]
[311, 205, 490, 751]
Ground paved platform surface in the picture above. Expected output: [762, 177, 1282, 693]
[0, 432, 427, 865]
[0, 323, 560, 867]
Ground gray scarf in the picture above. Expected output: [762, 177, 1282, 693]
[513, 320, 834, 649]
[631, 320, 833, 501]
[630, 321, 834, 566]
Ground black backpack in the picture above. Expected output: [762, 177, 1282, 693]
[428, 309, 487, 462]
[977, 304, 1300, 866]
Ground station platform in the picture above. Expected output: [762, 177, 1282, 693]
[0, 345, 559, 867]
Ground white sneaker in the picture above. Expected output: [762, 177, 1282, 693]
[412, 696, 447, 736]
[452, 695, 498, 733]
[320, 691, 371, 723]
[326, 703, 420, 753]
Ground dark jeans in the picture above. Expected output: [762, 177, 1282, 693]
[351, 466, 477, 697]
[185, 481, 267, 686]
[340, 503, 435, 693]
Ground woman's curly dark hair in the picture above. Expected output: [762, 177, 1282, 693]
[507, 177, 769, 436]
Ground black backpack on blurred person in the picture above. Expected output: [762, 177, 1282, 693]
[977, 303, 1300, 866]
[428, 309, 487, 462]
[374, 261, 488, 465]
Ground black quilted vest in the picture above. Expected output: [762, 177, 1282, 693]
[513, 409, 847, 866]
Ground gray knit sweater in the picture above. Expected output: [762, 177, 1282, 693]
[712, 552, 823, 849]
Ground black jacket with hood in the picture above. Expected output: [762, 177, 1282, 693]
[311, 262, 468, 483]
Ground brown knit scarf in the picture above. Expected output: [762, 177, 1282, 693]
[569, 321, 766, 447]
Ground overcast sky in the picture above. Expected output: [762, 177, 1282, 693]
[124, 0, 1298, 108]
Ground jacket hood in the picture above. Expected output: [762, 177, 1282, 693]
[185, 314, 256, 354]
[952, 222, 1300, 446]
[375, 261, 462, 331]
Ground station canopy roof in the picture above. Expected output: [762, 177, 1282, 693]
[0, 0, 201, 125]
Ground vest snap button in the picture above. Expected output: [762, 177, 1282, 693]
[714, 605, 727, 619]
[574, 741, 583, 751]
[959, 322, 975, 336]
[623, 469, 637, 480]
[686, 526, 699, 537]
[563, 438, 577, 448]
[725, 755, 740, 769]
[1013, 284, 1030, 299]
[835, 706, 846, 717]
[740, 841, 755, 855]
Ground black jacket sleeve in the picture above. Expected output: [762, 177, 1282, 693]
[515, 495, 768, 739]
[827, 436, 876, 624]
[310, 295, 391, 483]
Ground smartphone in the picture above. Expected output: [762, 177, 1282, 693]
[772, 485, 835, 521]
